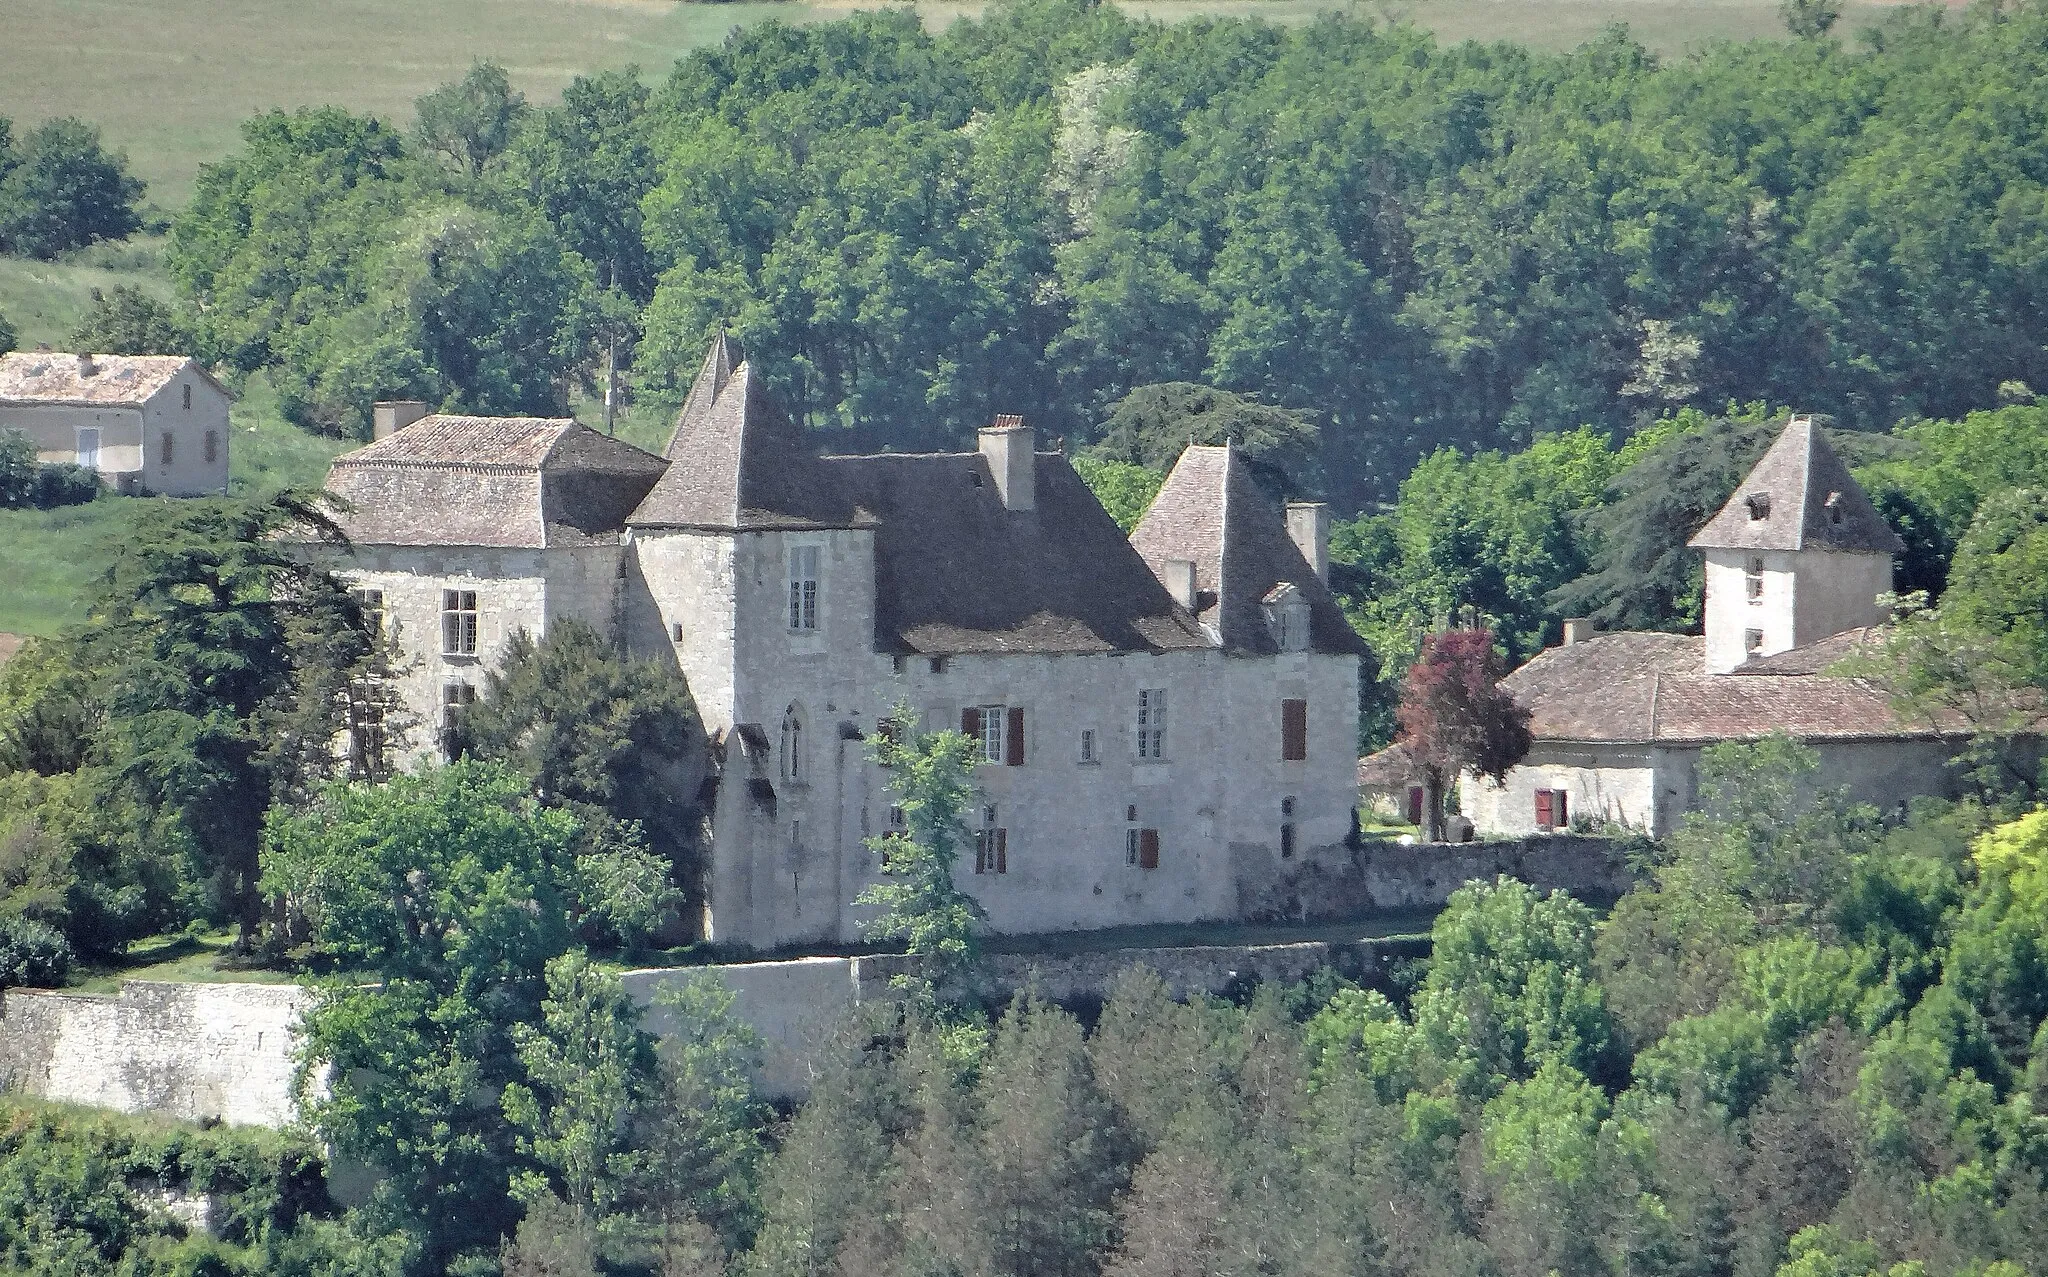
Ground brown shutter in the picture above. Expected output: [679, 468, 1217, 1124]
[1281, 699, 1308, 761]
[1138, 829, 1160, 869]
[1534, 789, 1554, 830]
[995, 828, 1008, 874]
[1006, 708, 1025, 765]
[962, 707, 983, 741]
[1406, 786, 1424, 825]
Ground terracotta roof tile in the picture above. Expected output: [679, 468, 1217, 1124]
[0, 353, 222, 407]
[1357, 742, 1419, 787]
[1690, 416, 1904, 554]
[1731, 625, 1882, 675]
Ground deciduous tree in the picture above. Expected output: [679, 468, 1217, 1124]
[1394, 628, 1531, 841]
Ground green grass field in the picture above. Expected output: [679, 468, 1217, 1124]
[0, 0, 1901, 210]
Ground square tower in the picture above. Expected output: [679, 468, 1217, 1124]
[1689, 415, 1904, 674]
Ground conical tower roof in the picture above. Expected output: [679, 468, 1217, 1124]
[1689, 415, 1903, 554]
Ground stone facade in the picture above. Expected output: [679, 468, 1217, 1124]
[314, 338, 1365, 950]
[0, 353, 231, 496]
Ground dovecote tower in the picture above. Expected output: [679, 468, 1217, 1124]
[1689, 415, 1904, 674]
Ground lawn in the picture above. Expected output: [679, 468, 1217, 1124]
[0, 0, 1901, 210]
[0, 374, 348, 639]
[64, 929, 303, 995]
[0, 238, 174, 351]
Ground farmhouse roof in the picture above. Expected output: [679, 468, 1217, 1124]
[325, 415, 665, 548]
[819, 450, 1213, 655]
[1357, 742, 1420, 789]
[627, 337, 864, 530]
[1129, 444, 1363, 656]
[1502, 628, 1952, 744]
[0, 353, 227, 407]
[1689, 415, 1904, 554]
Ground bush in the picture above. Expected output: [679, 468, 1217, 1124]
[33, 461, 99, 508]
[0, 913, 73, 989]
[0, 431, 100, 508]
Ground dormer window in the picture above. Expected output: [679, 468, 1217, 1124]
[1826, 492, 1843, 525]
[1262, 582, 1310, 653]
[1744, 493, 1771, 521]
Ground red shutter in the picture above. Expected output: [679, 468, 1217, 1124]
[1006, 708, 1025, 766]
[1534, 789, 1554, 830]
[1281, 699, 1308, 761]
[995, 828, 1008, 874]
[1406, 786, 1425, 826]
[962, 707, 983, 741]
[1138, 829, 1160, 869]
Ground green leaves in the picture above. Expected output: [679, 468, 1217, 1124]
[855, 707, 987, 991]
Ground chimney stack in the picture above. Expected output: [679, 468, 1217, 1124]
[373, 400, 430, 441]
[979, 415, 1035, 512]
[1163, 559, 1198, 612]
[76, 352, 98, 378]
[1285, 501, 1330, 583]
[1562, 618, 1595, 646]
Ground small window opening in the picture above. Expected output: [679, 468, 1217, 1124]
[970, 470, 984, 487]
[1745, 628, 1765, 659]
[353, 587, 385, 636]
[673, 621, 687, 642]
[182, 383, 192, 410]
[160, 431, 174, 466]
[1080, 729, 1097, 763]
[1280, 796, 1297, 859]
[1745, 493, 1771, 521]
[1137, 689, 1167, 759]
[1826, 491, 1844, 525]
[203, 430, 218, 464]
[788, 544, 820, 632]
[781, 706, 804, 785]
[975, 805, 1007, 874]
[440, 681, 477, 759]
[928, 656, 945, 674]
[1745, 557, 1765, 601]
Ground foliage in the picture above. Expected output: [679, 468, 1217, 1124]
[0, 911, 71, 989]
[1394, 628, 1531, 839]
[67, 285, 193, 357]
[0, 305, 15, 354]
[456, 620, 699, 932]
[0, 116, 145, 259]
[1087, 381, 1322, 500]
[0, 429, 100, 511]
[856, 705, 989, 991]
[414, 62, 528, 179]
[1070, 453, 1162, 533]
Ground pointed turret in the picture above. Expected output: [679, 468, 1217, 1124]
[1689, 415, 1904, 555]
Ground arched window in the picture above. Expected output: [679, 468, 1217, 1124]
[1280, 797, 1297, 860]
[780, 705, 804, 785]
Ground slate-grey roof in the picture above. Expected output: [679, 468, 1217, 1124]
[820, 450, 1213, 655]
[1690, 415, 1905, 554]
[628, 336, 865, 530]
[1502, 628, 1952, 744]
[0, 352, 227, 407]
[324, 416, 665, 548]
[1129, 444, 1364, 656]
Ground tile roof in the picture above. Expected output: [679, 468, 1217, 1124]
[821, 450, 1213, 655]
[1129, 444, 1363, 656]
[1503, 628, 1953, 744]
[1732, 625, 1882, 675]
[627, 337, 864, 530]
[1690, 415, 1904, 554]
[324, 416, 665, 548]
[1357, 742, 1420, 788]
[0, 353, 221, 407]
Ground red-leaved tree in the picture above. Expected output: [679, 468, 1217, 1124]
[1396, 628, 1533, 841]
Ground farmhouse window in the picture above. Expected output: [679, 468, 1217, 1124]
[1137, 689, 1167, 759]
[1281, 698, 1308, 761]
[353, 587, 385, 636]
[781, 706, 804, 785]
[961, 706, 1026, 764]
[440, 681, 477, 759]
[160, 431, 174, 465]
[204, 430, 218, 464]
[788, 544, 820, 631]
[1079, 729, 1097, 763]
[1534, 788, 1568, 832]
[1746, 557, 1765, 601]
[1745, 493, 1771, 521]
[974, 805, 1008, 874]
[441, 590, 479, 656]
[1280, 796, 1297, 859]
[1745, 628, 1765, 659]
[182, 384, 192, 410]
[348, 679, 390, 781]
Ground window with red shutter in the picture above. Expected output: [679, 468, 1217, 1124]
[1006, 708, 1025, 765]
[1138, 828, 1160, 869]
[1534, 789, 1555, 830]
[1281, 698, 1308, 761]
[961, 707, 983, 740]
[1406, 786, 1425, 826]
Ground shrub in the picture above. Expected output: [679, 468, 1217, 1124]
[33, 461, 99, 508]
[0, 913, 73, 989]
[0, 430, 100, 508]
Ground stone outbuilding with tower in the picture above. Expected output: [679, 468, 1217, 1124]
[1461, 415, 1965, 838]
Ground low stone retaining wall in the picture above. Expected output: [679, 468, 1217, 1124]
[0, 981, 315, 1127]
[1239, 833, 1637, 921]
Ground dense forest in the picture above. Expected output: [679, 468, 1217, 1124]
[155, 0, 2048, 512]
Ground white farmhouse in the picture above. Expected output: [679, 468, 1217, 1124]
[0, 352, 231, 495]
[1462, 415, 1965, 838]
[316, 337, 1363, 948]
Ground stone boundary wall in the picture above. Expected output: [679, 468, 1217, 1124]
[0, 981, 316, 1127]
[1239, 833, 1636, 920]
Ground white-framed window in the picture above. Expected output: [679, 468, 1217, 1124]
[781, 705, 804, 785]
[974, 804, 1007, 874]
[961, 706, 1024, 765]
[1137, 688, 1167, 760]
[788, 544, 821, 631]
[1745, 628, 1765, 659]
[440, 680, 476, 759]
[978, 705, 1005, 762]
[441, 589, 478, 656]
[348, 677, 391, 781]
[75, 427, 100, 469]
[1079, 729, 1097, 764]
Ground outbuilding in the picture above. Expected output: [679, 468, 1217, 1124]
[0, 351, 232, 496]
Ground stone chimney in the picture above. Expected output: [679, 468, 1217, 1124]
[1285, 501, 1330, 583]
[76, 352, 98, 378]
[373, 400, 430, 441]
[1562, 618, 1595, 646]
[1163, 559, 1198, 612]
[979, 414, 1034, 512]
